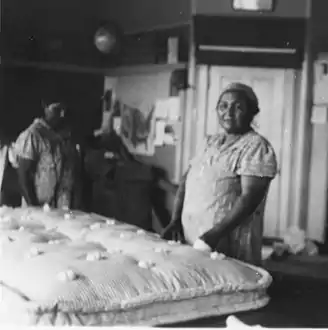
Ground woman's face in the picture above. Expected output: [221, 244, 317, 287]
[46, 105, 67, 129]
[216, 91, 253, 134]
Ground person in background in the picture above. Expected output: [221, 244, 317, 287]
[11, 101, 82, 209]
[162, 83, 277, 266]
[0, 133, 21, 207]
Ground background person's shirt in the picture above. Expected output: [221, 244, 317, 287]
[13, 118, 78, 208]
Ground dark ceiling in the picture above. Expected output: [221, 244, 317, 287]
[1, 0, 191, 67]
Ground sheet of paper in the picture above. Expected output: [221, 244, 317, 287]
[167, 97, 180, 121]
[154, 100, 168, 119]
[163, 133, 175, 145]
[154, 120, 166, 146]
[113, 117, 122, 134]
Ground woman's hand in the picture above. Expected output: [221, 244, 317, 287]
[200, 176, 271, 250]
[161, 169, 189, 242]
[193, 238, 212, 252]
[161, 221, 184, 241]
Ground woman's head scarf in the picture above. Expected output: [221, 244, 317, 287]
[218, 83, 259, 115]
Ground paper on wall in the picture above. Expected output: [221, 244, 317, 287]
[163, 133, 175, 145]
[155, 97, 180, 120]
[154, 120, 166, 146]
[167, 97, 180, 121]
[113, 117, 122, 134]
[120, 102, 156, 156]
[154, 100, 168, 119]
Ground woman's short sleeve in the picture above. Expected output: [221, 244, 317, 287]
[236, 135, 277, 178]
[14, 129, 40, 161]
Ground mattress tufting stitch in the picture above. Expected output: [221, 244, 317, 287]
[0, 206, 272, 326]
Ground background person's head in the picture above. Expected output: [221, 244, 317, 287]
[216, 83, 259, 135]
[43, 101, 67, 130]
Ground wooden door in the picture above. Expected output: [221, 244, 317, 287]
[186, 66, 296, 238]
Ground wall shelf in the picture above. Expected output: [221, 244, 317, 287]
[2, 59, 187, 77]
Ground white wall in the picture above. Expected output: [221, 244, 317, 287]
[307, 123, 328, 242]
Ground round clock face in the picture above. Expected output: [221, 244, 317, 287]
[94, 28, 117, 54]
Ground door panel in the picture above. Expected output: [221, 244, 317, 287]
[192, 66, 295, 238]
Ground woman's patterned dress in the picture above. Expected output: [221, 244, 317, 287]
[182, 130, 277, 265]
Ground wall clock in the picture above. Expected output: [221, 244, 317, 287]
[94, 22, 122, 55]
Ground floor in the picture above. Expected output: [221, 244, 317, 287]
[164, 257, 328, 328]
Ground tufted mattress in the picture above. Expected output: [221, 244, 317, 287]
[0, 206, 272, 326]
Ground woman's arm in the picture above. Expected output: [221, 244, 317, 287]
[200, 175, 271, 250]
[161, 169, 189, 239]
[171, 170, 189, 223]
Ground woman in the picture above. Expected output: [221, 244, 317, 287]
[11, 101, 82, 209]
[162, 83, 277, 265]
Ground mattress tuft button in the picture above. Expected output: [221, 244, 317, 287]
[43, 204, 51, 212]
[168, 240, 181, 246]
[210, 252, 225, 260]
[86, 251, 106, 261]
[138, 260, 155, 269]
[27, 247, 43, 258]
[154, 247, 170, 255]
[64, 213, 74, 220]
[90, 223, 101, 230]
[57, 269, 78, 282]
[106, 219, 116, 225]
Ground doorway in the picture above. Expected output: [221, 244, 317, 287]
[184, 65, 297, 238]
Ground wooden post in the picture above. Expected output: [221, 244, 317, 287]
[180, 0, 197, 177]
[291, 0, 314, 230]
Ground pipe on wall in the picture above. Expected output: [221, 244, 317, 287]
[290, 0, 314, 230]
[179, 1, 197, 177]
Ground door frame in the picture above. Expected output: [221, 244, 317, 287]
[181, 65, 297, 238]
